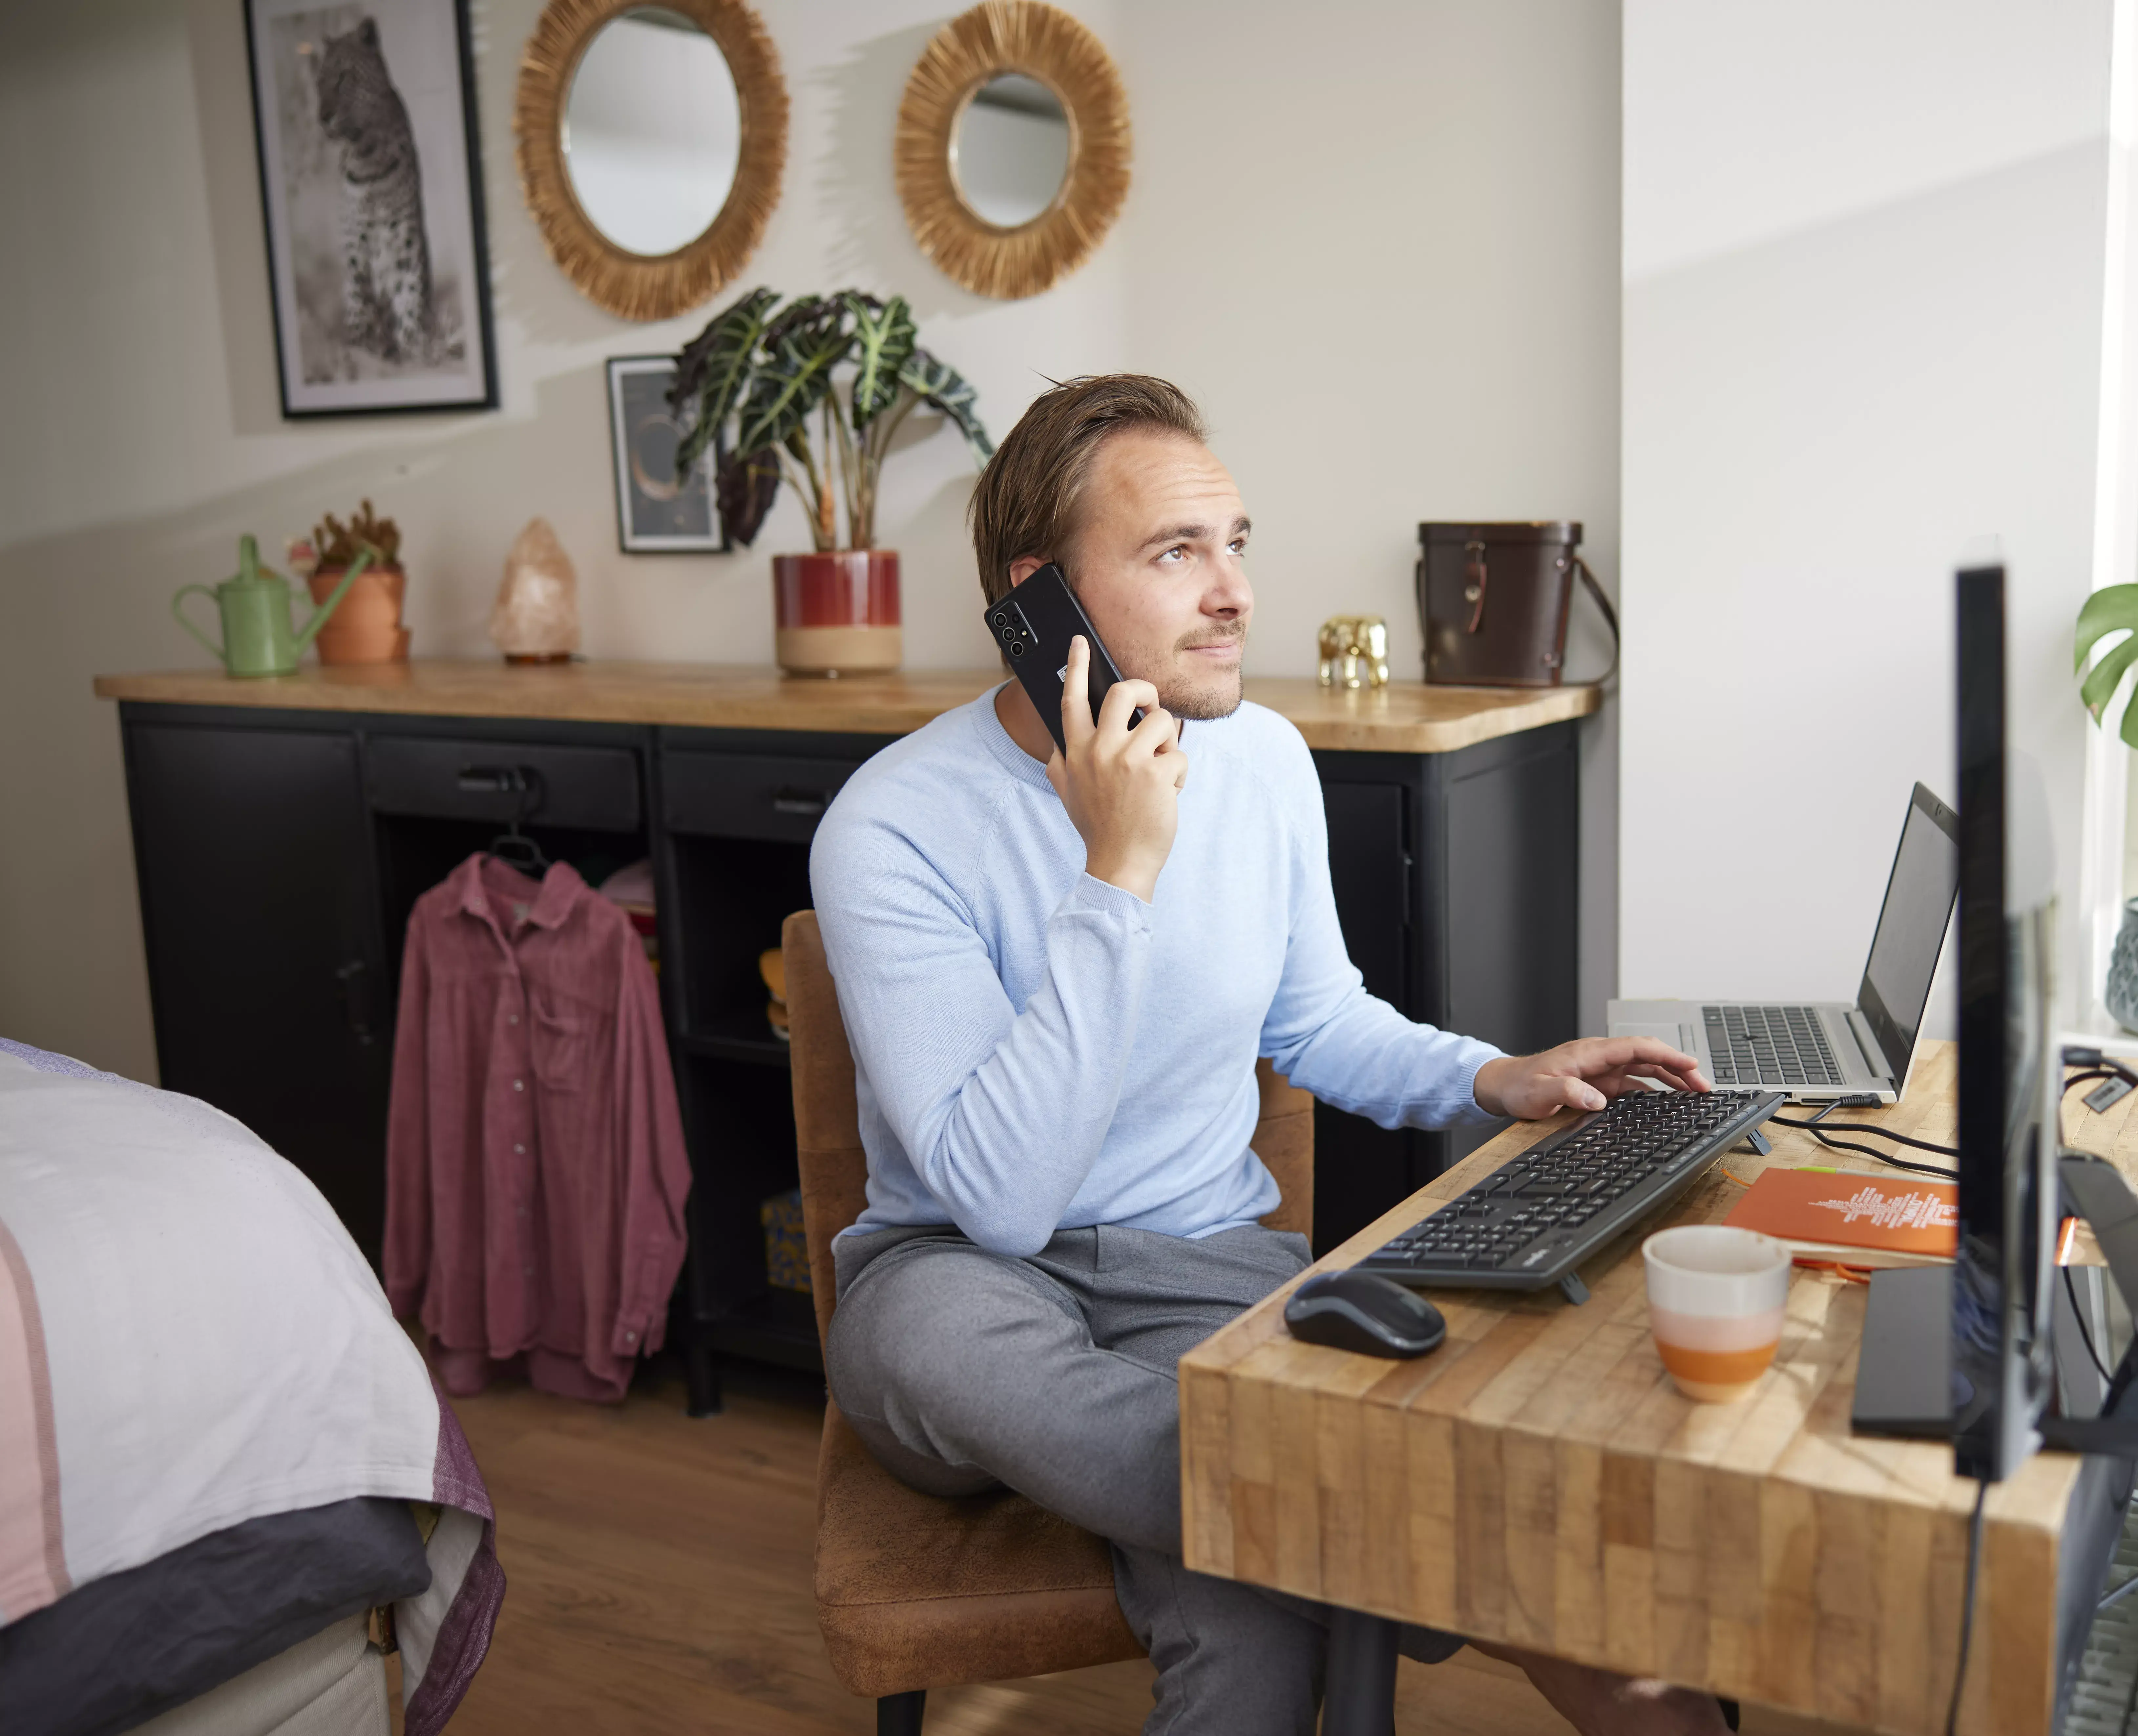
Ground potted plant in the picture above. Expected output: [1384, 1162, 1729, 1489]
[669, 288, 992, 676]
[2076, 585, 2138, 1026]
[300, 501, 409, 665]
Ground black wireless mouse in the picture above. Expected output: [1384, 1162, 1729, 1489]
[1283, 1269, 1446, 1359]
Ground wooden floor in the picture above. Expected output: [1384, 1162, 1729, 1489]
[389, 1355, 1864, 1735]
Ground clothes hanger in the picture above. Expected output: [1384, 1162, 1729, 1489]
[481, 768, 551, 875]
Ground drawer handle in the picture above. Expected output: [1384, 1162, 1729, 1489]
[771, 787, 831, 817]
[458, 764, 534, 795]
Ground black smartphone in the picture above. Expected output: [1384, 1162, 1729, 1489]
[983, 563, 1146, 754]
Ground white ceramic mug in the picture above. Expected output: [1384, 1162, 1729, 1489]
[1642, 1224, 1792, 1403]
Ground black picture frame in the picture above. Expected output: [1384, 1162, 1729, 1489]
[242, 0, 498, 417]
[606, 356, 728, 554]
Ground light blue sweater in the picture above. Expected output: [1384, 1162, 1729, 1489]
[809, 689, 1502, 1256]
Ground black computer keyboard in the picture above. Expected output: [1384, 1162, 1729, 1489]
[1704, 1004, 1844, 1087]
[1355, 1088, 1785, 1302]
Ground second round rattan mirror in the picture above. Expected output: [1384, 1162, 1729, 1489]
[894, 1, 1130, 301]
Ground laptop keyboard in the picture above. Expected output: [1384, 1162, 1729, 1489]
[1356, 1089, 1784, 1296]
[1704, 1004, 1844, 1088]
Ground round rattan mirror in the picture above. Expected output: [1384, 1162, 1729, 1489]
[895, 1, 1130, 301]
[515, 0, 787, 322]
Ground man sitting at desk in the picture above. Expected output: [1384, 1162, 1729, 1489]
[812, 375, 1723, 1735]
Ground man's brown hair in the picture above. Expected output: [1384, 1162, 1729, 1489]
[968, 375, 1207, 604]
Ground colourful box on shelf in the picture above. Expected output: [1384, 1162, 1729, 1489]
[761, 1187, 810, 1293]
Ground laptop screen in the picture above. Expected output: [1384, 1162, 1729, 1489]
[1858, 785, 1960, 1076]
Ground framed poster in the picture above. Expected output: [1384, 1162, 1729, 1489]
[243, 0, 498, 416]
[606, 357, 725, 553]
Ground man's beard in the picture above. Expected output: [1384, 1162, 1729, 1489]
[1159, 629, 1247, 719]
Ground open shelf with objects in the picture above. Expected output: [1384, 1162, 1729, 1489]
[98, 662, 1593, 1414]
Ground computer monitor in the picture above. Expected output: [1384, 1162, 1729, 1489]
[1844, 565, 2138, 1723]
[1951, 562, 2061, 1481]
[1852, 567, 2064, 1463]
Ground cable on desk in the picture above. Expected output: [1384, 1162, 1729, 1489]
[1766, 1115, 1959, 1178]
[2059, 1067, 2134, 1152]
[2061, 1047, 2138, 1081]
[1793, 1259, 1875, 1285]
[2101, 1568, 2138, 1614]
[1947, 1476, 1990, 1736]
[2065, 1263, 2113, 1385]
[1767, 1112, 1958, 1159]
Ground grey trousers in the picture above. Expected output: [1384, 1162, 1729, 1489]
[826, 1222, 1462, 1735]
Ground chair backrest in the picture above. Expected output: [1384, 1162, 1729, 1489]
[782, 909, 1313, 1348]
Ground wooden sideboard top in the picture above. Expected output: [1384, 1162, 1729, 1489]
[92, 661, 1600, 754]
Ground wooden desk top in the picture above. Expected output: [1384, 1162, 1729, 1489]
[1181, 1044, 2130, 1735]
[90, 661, 1599, 755]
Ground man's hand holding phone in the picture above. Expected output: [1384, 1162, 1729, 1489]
[1048, 636, 1187, 904]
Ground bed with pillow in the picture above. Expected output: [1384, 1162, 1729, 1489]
[0, 1039, 503, 1736]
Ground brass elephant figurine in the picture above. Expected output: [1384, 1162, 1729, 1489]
[1317, 614, 1390, 690]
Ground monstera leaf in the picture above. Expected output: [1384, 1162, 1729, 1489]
[845, 292, 917, 432]
[899, 349, 994, 462]
[734, 299, 854, 457]
[671, 286, 777, 476]
[2077, 585, 2138, 746]
[715, 445, 782, 548]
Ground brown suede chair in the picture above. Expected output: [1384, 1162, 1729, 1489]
[782, 910, 1313, 1736]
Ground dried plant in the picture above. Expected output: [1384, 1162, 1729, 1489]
[313, 500, 401, 567]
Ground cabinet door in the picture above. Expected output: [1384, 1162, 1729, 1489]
[1312, 776, 1426, 1252]
[1444, 736, 1578, 1057]
[1322, 782, 1411, 1006]
[124, 721, 390, 1260]
[1430, 726, 1582, 1175]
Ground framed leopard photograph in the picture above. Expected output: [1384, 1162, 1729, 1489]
[243, 0, 497, 416]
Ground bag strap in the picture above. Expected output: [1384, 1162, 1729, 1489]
[1571, 554, 1620, 685]
[1462, 541, 1489, 634]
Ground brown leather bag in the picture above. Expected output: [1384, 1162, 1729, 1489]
[1416, 521, 1619, 687]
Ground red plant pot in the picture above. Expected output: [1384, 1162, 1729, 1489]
[772, 551, 901, 677]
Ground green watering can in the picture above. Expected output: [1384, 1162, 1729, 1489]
[172, 535, 370, 678]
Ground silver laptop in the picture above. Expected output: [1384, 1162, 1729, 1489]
[1608, 783, 1959, 1103]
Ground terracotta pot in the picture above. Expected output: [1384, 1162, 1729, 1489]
[308, 564, 410, 665]
[772, 551, 900, 677]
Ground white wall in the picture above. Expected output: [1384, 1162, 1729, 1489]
[1621, 0, 2117, 1032]
[0, 0, 1622, 1080]
[1117, 1, 1624, 1044]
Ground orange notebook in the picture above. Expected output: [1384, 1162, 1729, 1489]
[1721, 1168, 1958, 1268]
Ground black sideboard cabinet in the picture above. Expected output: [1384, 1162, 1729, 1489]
[114, 699, 1578, 1414]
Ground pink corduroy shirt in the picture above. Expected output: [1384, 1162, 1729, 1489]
[385, 854, 691, 1403]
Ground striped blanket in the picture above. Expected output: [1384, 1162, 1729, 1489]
[0, 1040, 501, 1733]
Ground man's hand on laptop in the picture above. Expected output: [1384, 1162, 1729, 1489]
[1473, 1038, 1710, 1119]
[1049, 635, 1188, 903]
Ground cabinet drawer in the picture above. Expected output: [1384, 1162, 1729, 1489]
[366, 737, 642, 832]
[663, 751, 863, 842]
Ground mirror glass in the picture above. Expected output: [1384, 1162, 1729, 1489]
[564, 8, 740, 258]
[951, 73, 1070, 229]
